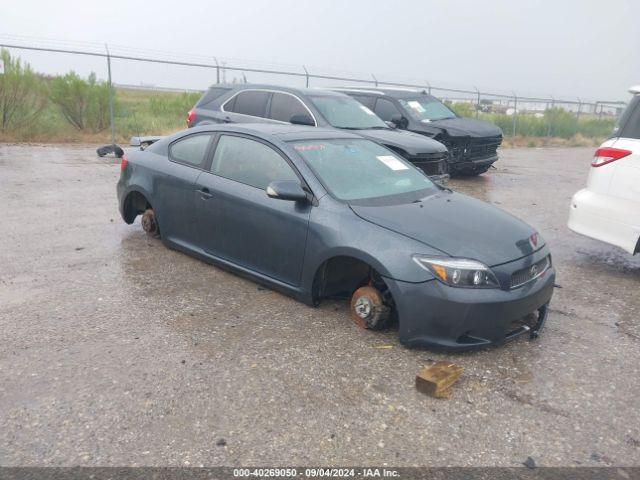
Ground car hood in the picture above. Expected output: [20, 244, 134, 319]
[350, 191, 539, 266]
[356, 128, 447, 155]
[422, 117, 502, 138]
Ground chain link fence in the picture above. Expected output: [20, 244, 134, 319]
[0, 35, 627, 146]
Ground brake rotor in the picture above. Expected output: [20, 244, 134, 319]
[349, 285, 390, 330]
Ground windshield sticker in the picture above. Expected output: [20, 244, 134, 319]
[407, 101, 426, 113]
[376, 155, 409, 171]
[294, 144, 326, 152]
[360, 105, 376, 115]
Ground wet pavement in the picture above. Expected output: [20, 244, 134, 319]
[0, 144, 639, 467]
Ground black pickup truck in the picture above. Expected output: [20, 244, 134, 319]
[335, 88, 503, 176]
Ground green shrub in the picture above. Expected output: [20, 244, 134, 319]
[452, 106, 615, 139]
[49, 72, 111, 132]
[148, 92, 201, 117]
[447, 101, 475, 117]
[112, 89, 201, 138]
[0, 48, 47, 132]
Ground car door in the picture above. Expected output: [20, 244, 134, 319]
[194, 133, 311, 286]
[155, 132, 214, 247]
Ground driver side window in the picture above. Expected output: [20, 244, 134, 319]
[374, 98, 401, 122]
[211, 135, 299, 190]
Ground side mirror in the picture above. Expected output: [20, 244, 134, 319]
[391, 114, 408, 129]
[290, 114, 315, 126]
[266, 180, 309, 202]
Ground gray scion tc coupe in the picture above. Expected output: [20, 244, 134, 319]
[118, 123, 554, 350]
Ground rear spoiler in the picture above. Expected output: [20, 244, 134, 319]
[130, 136, 163, 149]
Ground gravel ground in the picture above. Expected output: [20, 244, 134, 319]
[0, 144, 639, 467]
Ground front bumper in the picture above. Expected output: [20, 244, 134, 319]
[449, 154, 498, 174]
[385, 250, 556, 351]
[410, 154, 449, 180]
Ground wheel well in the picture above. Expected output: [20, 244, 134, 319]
[634, 235, 640, 255]
[123, 191, 152, 224]
[311, 256, 394, 307]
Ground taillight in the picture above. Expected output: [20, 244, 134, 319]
[187, 110, 196, 127]
[591, 147, 632, 167]
[120, 155, 128, 171]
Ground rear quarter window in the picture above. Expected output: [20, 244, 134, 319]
[169, 134, 212, 167]
[196, 87, 231, 108]
[614, 96, 640, 140]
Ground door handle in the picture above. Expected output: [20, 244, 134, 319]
[198, 187, 214, 200]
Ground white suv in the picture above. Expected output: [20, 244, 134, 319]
[568, 86, 640, 254]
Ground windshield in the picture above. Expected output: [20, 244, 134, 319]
[400, 97, 457, 121]
[291, 138, 437, 202]
[308, 94, 388, 129]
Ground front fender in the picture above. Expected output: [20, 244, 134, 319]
[299, 206, 440, 302]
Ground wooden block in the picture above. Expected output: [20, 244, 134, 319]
[416, 361, 463, 398]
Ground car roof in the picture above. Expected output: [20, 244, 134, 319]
[208, 83, 348, 98]
[332, 87, 433, 99]
[187, 122, 362, 141]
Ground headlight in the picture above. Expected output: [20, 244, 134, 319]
[412, 255, 499, 288]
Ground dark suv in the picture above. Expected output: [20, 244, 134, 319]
[188, 84, 449, 181]
[335, 88, 503, 175]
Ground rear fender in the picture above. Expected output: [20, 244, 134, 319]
[121, 185, 154, 224]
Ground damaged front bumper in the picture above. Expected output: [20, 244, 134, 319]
[449, 154, 498, 174]
[445, 136, 502, 174]
[409, 152, 449, 182]
[385, 249, 555, 351]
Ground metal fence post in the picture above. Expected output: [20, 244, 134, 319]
[425, 81, 431, 95]
[105, 44, 116, 149]
[474, 86, 480, 119]
[371, 73, 378, 87]
[576, 97, 582, 124]
[213, 57, 220, 84]
[303, 65, 309, 88]
[512, 92, 518, 137]
[548, 95, 555, 138]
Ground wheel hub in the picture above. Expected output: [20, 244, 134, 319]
[354, 296, 373, 319]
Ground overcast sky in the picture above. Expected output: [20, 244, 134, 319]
[2, 0, 639, 101]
